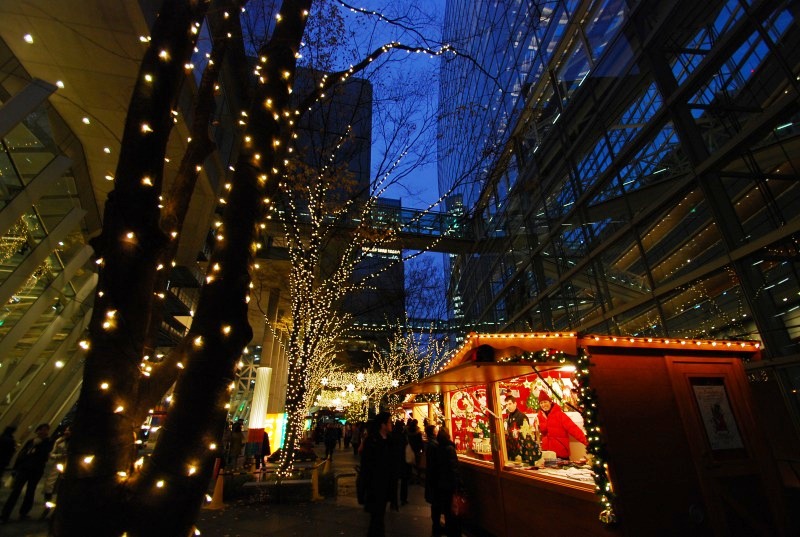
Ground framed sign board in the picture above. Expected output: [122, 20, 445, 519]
[690, 378, 744, 451]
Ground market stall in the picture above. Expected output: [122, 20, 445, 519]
[397, 333, 787, 536]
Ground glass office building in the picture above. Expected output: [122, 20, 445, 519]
[439, 1, 800, 434]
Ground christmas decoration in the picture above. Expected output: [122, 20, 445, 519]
[520, 434, 541, 464]
[514, 347, 618, 526]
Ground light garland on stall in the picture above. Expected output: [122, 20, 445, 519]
[507, 347, 618, 526]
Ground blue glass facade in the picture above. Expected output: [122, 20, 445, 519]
[439, 0, 800, 426]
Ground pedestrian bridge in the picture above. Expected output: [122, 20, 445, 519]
[263, 200, 476, 254]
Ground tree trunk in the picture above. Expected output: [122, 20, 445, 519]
[55, 0, 313, 534]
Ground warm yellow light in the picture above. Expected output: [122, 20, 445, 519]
[100, 382, 109, 390]
[23, 34, 34, 43]
[83, 455, 95, 464]
[156, 480, 165, 488]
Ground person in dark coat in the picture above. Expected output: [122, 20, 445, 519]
[361, 412, 395, 537]
[536, 390, 587, 459]
[434, 427, 461, 537]
[406, 420, 424, 483]
[228, 421, 245, 469]
[504, 394, 528, 431]
[391, 419, 411, 506]
[1, 423, 53, 522]
[0, 426, 17, 485]
[324, 423, 338, 460]
[258, 430, 271, 468]
[424, 424, 444, 535]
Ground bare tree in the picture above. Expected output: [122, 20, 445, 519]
[53, 0, 486, 533]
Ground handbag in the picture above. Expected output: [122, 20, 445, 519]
[405, 443, 415, 465]
[451, 489, 470, 518]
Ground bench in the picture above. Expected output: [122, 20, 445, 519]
[242, 460, 326, 503]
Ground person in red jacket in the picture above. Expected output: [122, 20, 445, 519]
[536, 390, 587, 459]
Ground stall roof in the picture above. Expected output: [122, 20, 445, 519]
[394, 332, 762, 395]
[391, 361, 567, 395]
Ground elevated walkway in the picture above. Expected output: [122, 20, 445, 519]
[262, 201, 476, 254]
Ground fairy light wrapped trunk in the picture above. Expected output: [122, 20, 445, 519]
[393, 332, 786, 536]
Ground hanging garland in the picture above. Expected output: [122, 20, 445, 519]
[503, 347, 618, 526]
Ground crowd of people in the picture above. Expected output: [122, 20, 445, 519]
[358, 413, 461, 537]
[1, 414, 463, 535]
[0, 422, 71, 524]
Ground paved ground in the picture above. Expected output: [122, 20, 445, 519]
[0, 444, 439, 537]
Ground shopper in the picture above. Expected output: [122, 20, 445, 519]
[0, 426, 17, 486]
[406, 419, 424, 483]
[434, 427, 461, 537]
[391, 419, 410, 506]
[42, 425, 71, 517]
[1, 423, 53, 523]
[361, 412, 395, 537]
[424, 424, 444, 535]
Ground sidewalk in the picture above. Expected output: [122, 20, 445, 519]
[0, 444, 437, 537]
[198, 443, 434, 537]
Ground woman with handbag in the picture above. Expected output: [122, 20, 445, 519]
[434, 427, 462, 537]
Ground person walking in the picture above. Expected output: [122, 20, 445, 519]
[324, 423, 338, 460]
[424, 424, 444, 535]
[406, 419, 424, 483]
[41, 425, 71, 517]
[361, 412, 395, 537]
[0, 426, 17, 486]
[228, 421, 245, 470]
[1, 423, 53, 523]
[353, 422, 364, 457]
[434, 427, 461, 537]
[344, 422, 353, 450]
[391, 419, 410, 506]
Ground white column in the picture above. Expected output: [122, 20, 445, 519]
[249, 367, 272, 430]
